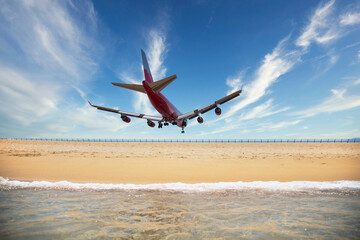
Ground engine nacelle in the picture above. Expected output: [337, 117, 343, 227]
[147, 120, 155, 128]
[197, 116, 204, 124]
[121, 115, 131, 123]
[215, 107, 222, 116]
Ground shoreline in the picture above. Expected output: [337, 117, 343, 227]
[1, 140, 359, 184]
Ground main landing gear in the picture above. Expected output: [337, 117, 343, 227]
[158, 121, 170, 128]
[158, 120, 186, 133]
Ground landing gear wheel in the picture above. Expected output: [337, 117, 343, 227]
[181, 120, 187, 133]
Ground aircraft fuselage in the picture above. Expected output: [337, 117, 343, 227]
[142, 81, 185, 128]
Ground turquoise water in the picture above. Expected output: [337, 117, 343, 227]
[1, 181, 359, 239]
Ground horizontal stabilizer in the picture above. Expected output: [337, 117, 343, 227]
[111, 82, 146, 93]
[149, 75, 177, 93]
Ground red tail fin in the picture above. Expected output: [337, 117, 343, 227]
[141, 49, 153, 83]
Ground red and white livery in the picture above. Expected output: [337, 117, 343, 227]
[89, 50, 242, 133]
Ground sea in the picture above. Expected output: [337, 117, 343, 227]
[0, 177, 359, 239]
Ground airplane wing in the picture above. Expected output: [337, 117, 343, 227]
[88, 101, 163, 122]
[177, 90, 242, 120]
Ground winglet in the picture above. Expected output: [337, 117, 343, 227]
[88, 101, 93, 106]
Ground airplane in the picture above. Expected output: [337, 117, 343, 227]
[89, 49, 242, 133]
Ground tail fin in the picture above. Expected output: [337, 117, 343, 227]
[141, 49, 153, 83]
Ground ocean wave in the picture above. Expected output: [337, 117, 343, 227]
[1, 177, 360, 192]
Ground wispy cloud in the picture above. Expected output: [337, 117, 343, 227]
[0, 0, 103, 135]
[354, 78, 360, 85]
[340, 12, 360, 26]
[226, 71, 244, 95]
[239, 99, 290, 121]
[254, 120, 302, 133]
[307, 128, 360, 139]
[267, 120, 302, 129]
[222, 37, 298, 119]
[147, 30, 168, 81]
[202, 99, 290, 135]
[293, 83, 360, 118]
[296, 0, 337, 49]
[119, 28, 168, 116]
[222, 0, 356, 122]
[120, 72, 158, 115]
[0, 68, 59, 124]
[0, 0, 99, 82]
[69, 104, 128, 132]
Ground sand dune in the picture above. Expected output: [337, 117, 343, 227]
[0, 140, 359, 184]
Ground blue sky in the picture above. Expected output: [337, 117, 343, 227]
[0, 0, 359, 139]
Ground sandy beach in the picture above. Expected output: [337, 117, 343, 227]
[0, 140, 359, 184]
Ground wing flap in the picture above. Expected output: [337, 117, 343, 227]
[88, 101, 162, 121]
[215, 90, 242, 105]
[177, 90, 242, 120]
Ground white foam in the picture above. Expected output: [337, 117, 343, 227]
[1, 176, 359, 192]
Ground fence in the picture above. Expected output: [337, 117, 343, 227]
[1, 138, 359, 143]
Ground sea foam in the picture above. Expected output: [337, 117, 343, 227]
[1, 177, 360, 192]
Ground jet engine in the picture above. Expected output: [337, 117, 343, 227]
[121, 115, 131, 123]
[147, 120, 155, 128]
[215, 107, 222, 116]
[197, 116, 204, 124]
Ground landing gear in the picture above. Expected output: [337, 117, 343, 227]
[181, 120, 187, 133]
[158, 122, 170, 128]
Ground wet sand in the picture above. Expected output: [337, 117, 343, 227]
[0, 140, 359, 184]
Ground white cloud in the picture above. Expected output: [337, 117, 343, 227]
[267, 120, 302, 129]
[239, 99, 290, 121]
[226, 72, 243, 95]
[119, 73, 157, 115]
[119, 29, 168, 116]
[0, 0, 98, 82]
[222, 37, 297, 119]
[147, 30, 168, 81]
[0, 68, 59, 124]
[69, 104, 128, 132]
[353, 78, 360, 85]
[255, 120, 302, 132]
[329, 54, 339, 64]
[308, 128, 360, 139]
[0, 0, 102, 135]
[340, 12, 360, 26]
[222, 0, 355, 123]
[296, 0, 337, 48]
[293, 87, 360, 118]
[201, 99, 290, 135]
